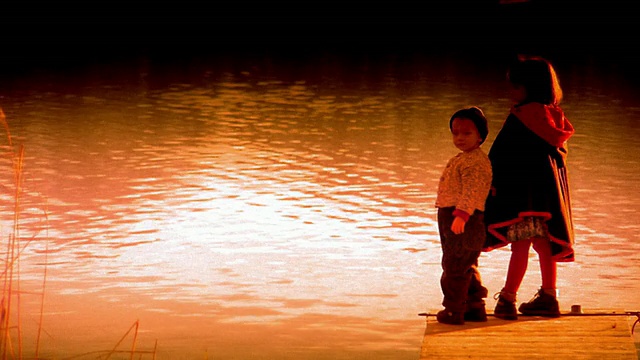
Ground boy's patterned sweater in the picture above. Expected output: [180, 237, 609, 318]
[436, 148, 492, 222]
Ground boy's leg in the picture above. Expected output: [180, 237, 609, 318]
[464, 258, 488, 321]
[461, 212, 488, 320]
[437, 208, 468, 324]
[468, 260, 488, 301]
[440, 250, 474, 313]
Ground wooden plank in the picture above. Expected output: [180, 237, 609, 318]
[420, 314, 638, 359]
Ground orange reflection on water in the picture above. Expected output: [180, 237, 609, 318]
[1, 51, 639, 358]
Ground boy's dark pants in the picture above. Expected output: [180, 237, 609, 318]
[438, 207, 488, 313]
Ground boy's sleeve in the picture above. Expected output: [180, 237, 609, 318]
[456, 156, 492, 218]
[452, 209, 470, 222]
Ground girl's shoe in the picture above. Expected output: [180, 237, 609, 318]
[518, 288, 561, 317]
[436, 309, 464, 325]
[493, 294, 518, 320]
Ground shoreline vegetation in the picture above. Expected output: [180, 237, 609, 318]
[0, 108, 157, 359]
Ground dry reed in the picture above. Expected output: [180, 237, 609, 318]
[0, 108, 158, 359]
[0, 107, 32, 359]
[0, 106, 50, 359]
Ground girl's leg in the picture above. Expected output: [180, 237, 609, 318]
[518, 237, 560, 317]
[503, 239, 532, 295]
[532, 237, 557, 290]
[494, 239, 531, 320]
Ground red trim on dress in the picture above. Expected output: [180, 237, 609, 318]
[484, 211, 574, 261]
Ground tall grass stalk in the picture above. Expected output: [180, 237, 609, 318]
[0, 108, 48, 359]
[0, 107, 25, 359]
[35, 209, 49, 359]
[0, 108, 156, 359]
[105, 320, 139, 360]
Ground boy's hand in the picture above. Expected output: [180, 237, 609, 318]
[451, 217, 466, 234]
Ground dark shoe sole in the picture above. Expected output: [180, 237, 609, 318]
[519, 311, 560, 318]
[464, 317, 488, 322]
[436, 315, 465, 325]
[464, 314, 488, 322]
[494, 313, 518, 320]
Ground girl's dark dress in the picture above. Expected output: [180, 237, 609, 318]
[483, 103, 575, 262]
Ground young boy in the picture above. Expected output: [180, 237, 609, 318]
[434, 106, 492, 325]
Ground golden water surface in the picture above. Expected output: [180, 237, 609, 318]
[0, 50, 638, 359]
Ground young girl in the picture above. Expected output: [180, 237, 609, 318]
[483, 55, 576, 320]
[435, 107, 492, 325]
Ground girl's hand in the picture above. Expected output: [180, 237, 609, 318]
[451, 217, 466, 234]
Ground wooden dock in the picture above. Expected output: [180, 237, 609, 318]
[419, 312, 639, 359]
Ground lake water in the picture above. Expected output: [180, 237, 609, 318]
[0, 45, 639, 359]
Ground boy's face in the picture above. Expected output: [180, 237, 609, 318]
[451, 118, 482, 152]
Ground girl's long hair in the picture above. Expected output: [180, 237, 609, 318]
[508, 55, 563, 105]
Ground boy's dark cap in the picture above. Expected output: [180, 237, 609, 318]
[449, 106, 489, 144]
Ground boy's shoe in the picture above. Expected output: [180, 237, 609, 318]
[493, 294, 518, 320]
[436, 309, 465, 325]
[518, 288, 561, 317]
[464, 304, 488, 322]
